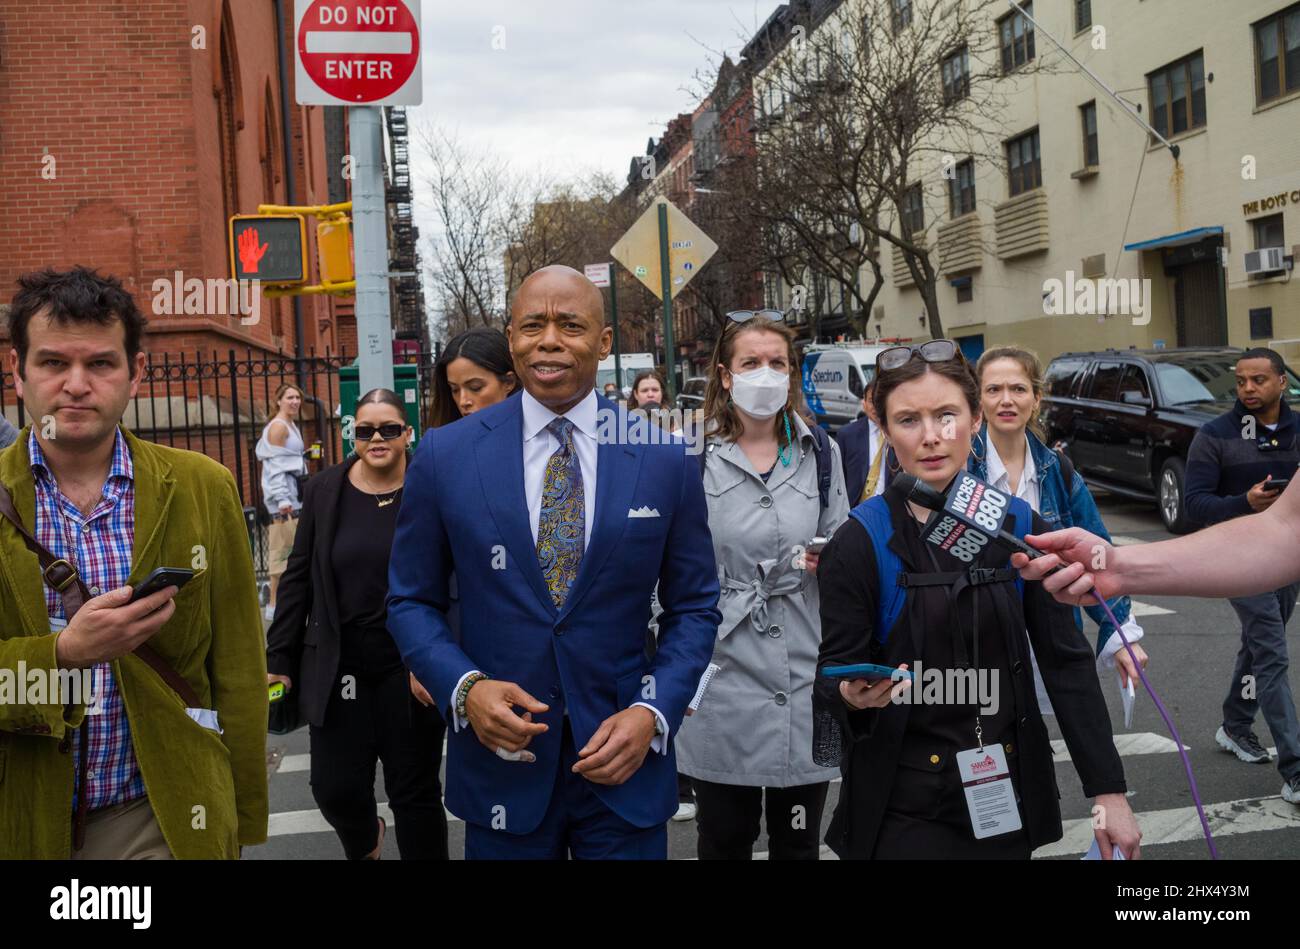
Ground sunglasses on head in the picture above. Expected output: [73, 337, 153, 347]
[877, 339, 961, 372]
[726, 309, 785, 325]
[354, 422, 405, 442]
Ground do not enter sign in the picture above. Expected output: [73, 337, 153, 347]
[295, 0, 422, 106]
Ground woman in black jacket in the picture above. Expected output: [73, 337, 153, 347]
[266, 388, 447, 860]
[814, 341, 1143, 860]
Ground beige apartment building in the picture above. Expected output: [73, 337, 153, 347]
[761, 0, 1300, 365]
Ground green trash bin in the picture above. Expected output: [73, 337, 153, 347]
[338, 362, 423, 456]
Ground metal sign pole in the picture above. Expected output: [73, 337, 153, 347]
[657, 203, 677, 403]
[349, 105, 395, 393]
[610, 270, 623, 396]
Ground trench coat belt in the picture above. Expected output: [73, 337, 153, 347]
[717, 556, 807, 640]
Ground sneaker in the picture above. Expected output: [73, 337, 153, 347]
[1215, 726, 1272, 764]
[672, 801, 697, 822]
[1283, 775, 1300, 805]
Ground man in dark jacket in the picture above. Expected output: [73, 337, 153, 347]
[835, 383, 887, 505]
[1184, 348, 1300, 803]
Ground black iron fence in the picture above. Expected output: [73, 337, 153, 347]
[0, 347, 438, 582]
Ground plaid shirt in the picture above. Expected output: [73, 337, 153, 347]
[29, 428, 144, 812]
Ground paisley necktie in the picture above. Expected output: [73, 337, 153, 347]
[536, 417, 585, 608]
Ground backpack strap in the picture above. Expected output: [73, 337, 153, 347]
[1054, 445, 1076, 490]
[807, 422, 832, 510]
[848, 497, 905, 645]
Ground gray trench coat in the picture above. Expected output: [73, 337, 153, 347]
[675, 415, 849, 787]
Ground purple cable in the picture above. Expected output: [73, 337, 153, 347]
[1090, 594, 1219, 860]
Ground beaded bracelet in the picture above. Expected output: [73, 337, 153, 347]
[455, 672, 490, 721]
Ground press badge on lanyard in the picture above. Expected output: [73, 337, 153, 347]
[956, 743, 1022, 839]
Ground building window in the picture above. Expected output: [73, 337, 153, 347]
[1081, 101, 1099, 167]
[892, 0, 912, 34]
[1148, 52, 1207, 140]
[1075, 0, 1092, 33]
[1250, 307, 1275, 339]
[1255, 4, 1300, 104]
[941, 46, 970, 104]
[955, 277, 974, 303]
[1006, 129, 1041, 196]
[1252, 213, 1287, 278]
[948, 158, 976, 218]
[998, 2, 1035, 74]
[901, 183, 925, 234]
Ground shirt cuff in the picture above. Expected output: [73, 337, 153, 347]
[450, 670, 482, 732]
[1097, 619, 1145, 668]
[631, 702, 669, 754]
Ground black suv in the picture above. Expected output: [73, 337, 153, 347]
[1040, 348, 1300, 533]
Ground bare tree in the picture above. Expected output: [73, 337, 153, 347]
[747, 0, 1049, 339]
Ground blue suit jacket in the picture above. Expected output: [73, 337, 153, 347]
[387, 393, 721, 834]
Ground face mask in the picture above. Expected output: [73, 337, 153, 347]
[729, 366, 789, 419]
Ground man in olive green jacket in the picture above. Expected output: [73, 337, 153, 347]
[0, 267, 267, 858]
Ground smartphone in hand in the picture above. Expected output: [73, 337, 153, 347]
[127, 567, 195, 604]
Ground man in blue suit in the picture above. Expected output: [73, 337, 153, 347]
[388, 265, 721, 859]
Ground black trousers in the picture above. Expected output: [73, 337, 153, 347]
[309, 666, 448, 860]
[692, 779, 829, 860]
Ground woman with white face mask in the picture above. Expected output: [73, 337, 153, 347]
[674, 311, 850, 860]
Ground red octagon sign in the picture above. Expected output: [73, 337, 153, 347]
[296, 0, 421, 105]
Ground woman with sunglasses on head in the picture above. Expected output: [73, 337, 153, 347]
[266, 389, 448, 860]
[674, 308, 850, 859]
[971, 347, 1149, 716]
[814, 340, 1141, 860]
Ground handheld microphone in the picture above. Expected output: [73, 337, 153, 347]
[893, 471, 1044, 562]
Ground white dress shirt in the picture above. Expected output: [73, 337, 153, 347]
[984, 431, 1040, 510]
[451, 389, 667, 753]
[866, 419, 887, 498]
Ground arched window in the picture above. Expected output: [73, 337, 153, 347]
[260, 84, 281, 205]
[215, 2, 243, 224]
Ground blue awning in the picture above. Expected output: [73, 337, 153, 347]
[1124, 225, 1223, 253]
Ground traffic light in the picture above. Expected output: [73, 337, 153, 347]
[229, 214, 308, 284]
[317, 219, 354, 286]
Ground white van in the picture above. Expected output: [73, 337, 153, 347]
[801, 343, 892, 431]
[597, 352, 656, 399]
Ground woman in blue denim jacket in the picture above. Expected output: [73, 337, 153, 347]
[970, 347, 1149, 712]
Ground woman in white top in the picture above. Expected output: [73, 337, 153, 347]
[257, 383, 307, 612]
[970, 347, 1149, 716]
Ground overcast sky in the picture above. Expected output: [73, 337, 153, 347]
[411, 0, 779, 186]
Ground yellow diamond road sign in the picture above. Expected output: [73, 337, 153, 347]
[610, 197, 718, 301]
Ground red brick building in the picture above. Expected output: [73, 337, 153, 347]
[0, 0, 352, 359]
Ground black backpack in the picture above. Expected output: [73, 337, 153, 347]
[698, 423, 834, 509]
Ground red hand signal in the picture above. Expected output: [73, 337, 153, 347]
[238, 227, 270, 274]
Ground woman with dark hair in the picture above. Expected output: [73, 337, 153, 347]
[266, 388, 448, 860]
[627, 370, 665, 410]
[432, 327, 519, 427]
[971, 346, 1148, 715]
[674, 311, 850, 859]
[814, 340, 1142, 860]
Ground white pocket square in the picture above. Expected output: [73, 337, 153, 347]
[628, 506, 661, 518]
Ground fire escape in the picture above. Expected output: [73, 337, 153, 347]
[384, 106, 429, 353]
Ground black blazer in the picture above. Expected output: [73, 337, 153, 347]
[814, 490, 1127, 858]
[265, 456, 360, 727]
[835, 416, 889, 504]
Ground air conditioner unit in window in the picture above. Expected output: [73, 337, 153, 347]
[1244, 247, 1288, 275]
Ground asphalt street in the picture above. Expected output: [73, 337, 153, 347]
[248, 492, 1300, 861]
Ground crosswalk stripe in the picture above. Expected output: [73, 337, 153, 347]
[1051, 731, 1186, 763]
[1033, 794, 1300, 858]
[1110, 536, 1145, 546]
[268, 802, 462, 837]
[1129, 600, 1174, 617]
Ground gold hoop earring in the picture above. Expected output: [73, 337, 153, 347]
[887, 450, 901, 476]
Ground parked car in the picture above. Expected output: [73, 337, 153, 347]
[1040, 347, 1300, 533]
[677, 376, 706, 413]
[801, 343, 893, 431]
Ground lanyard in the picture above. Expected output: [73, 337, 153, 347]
[919, 524, 985, 750]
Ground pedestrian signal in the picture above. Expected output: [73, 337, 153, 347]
[229, 214, 308, 284]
